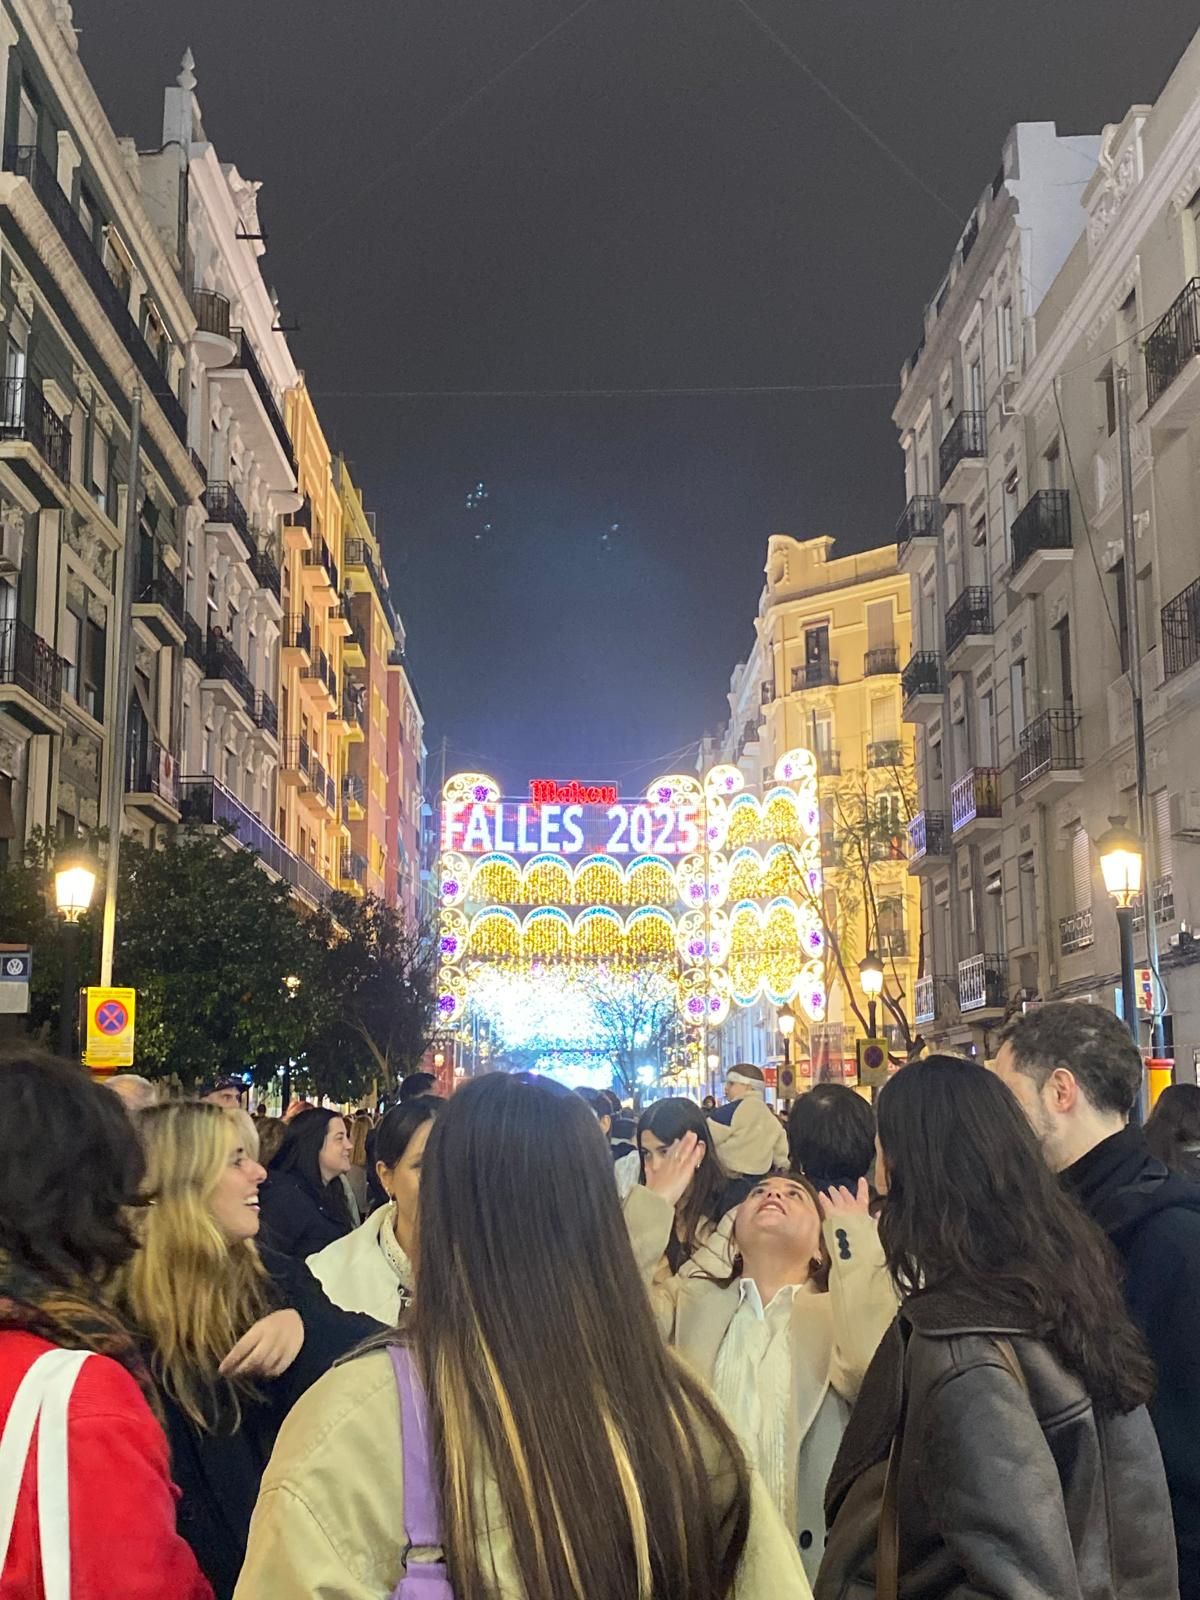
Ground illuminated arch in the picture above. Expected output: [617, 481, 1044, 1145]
[760, 842, 809, 900]
[700, 792, 729, 850]
[775, 748, 816, 784]
[523, 853, 574, 907]
[438, 852, 470, 908]
[727, 900, 765, 1006]
[761, 787, 805, 846]
[522, 906, 572, 963]
[470, 906, 521, 962]
[705, 763, 745, 799]
[438, 909, 469, 965]
[675, 852, 728, 909]
[442, 771, 500, 806]
[727, 846, 763, 902]
[626, 854, 676, 908]
[470, 853, 522, 904]
[676, 908, 730, 966]
[574, 905, 624, 961]
[725, 792, 763, 850]
[624, 905, 676, 964]
[761, 898, 805, 1004]
[646, 773, 703, 806]
[575, 854, 624, 908]
[435, 967, 469, 1025]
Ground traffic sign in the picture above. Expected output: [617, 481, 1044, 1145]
[857, 1038, 889, 1088]
[83, 986, 136, 1071]
[0, 945, 31, 1016]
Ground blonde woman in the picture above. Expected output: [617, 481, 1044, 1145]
[114, 1103, 379, 1600]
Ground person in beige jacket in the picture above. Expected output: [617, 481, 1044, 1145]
[627, 1134, 896, 1585]
[235, 1073, 813, 1600]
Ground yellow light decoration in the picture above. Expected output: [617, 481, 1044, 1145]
[574, 906, 624, 961]
[675, 852, 728, 909]
[523, 853, 574, 906]
[441, 771, 501, 807]
[727, 847, 763, 902]
[760, 842, 810, 900]
[762, 898, 805, 1002]
[646, 773, 703, 806]
[575, 855, 624, 907]
[470, 853, 523, 905]
[676, 908, 730, 965]
[438, 909, 470, 966]
[626, 854, 677, 908]
[705, 764, 745, 800]
[470, 907, 522, 963]
[727, 901, 766, 1005]
[522, 907, 572, 963]
[678, 966, 731, 1028]
[774, 748, 817, 785]
[439, 852, 470, 908]
[725, 792, 763, 850]
[762, 788, 805, 846]
[625, 906, 676, 964]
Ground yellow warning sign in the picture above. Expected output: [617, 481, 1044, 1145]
[83, 987, 136, 1072]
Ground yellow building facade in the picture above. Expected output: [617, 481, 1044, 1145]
[714, 535, 920, 1075]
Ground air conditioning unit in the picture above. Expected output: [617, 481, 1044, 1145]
[1170, 789, 1200, 841]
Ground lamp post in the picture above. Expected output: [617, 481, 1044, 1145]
[778, 1002, 797, 1101]
[1096, 815, 1144, 1067]
[705, 1049, 720, 1097]
[859, 950, 885, 1039]
[282, 973, 301, 1112]
[54, 850, 97, 1060]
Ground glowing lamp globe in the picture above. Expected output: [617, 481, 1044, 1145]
[54, 854, 96, 923]
[777, 1002, 797, 1038]
[858, 951, 885, 998]
[1096, 816, 1143, 909]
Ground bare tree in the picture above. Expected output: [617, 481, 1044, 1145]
[576, 964, 678, 1104]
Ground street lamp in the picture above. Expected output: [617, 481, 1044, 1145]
[778, 1002, 797, 1101]
[1097, 816, 1143, 1060]
[859, 950, 885, 1039]
[54, 849, 96, 1059]
[282, 974, 301, 1112]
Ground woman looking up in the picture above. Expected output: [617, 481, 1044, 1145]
[235, 1072, 812, 1599]
[259, 1107, 354, 1258]
[0, 1049, 211, 1598]
[817, 1055, 1177, 1600]
[114, 1103, 378, 1599]
[638, 1097, 747, 1274]
[308, 1097, 442, 1321]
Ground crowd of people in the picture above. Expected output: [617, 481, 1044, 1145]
[1, 1000, 1198, 1597]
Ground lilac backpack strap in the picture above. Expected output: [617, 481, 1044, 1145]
[388, 1346, 455, 1600]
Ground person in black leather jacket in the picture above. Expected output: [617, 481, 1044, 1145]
[259, 1107, 356, 1258]
[817, 1056, 1176, 1600]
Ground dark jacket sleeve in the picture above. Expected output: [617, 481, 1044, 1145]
[259, 1174, 346, 1259]
[261, 1247, 383, 1411]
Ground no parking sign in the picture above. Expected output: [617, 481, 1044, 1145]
[83, 987, 136, 1071]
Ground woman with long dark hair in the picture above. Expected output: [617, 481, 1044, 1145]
[1145, 1083, 1200, 1183]
[259, 1108, 354, 1258]
[235, 1073, 812, 1599]
[638, 1098, 747, 1274]
[308, 1097, 442, 1321]
[817, 1056, 1176, 1600]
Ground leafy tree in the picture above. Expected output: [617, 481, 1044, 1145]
[300, 894, 437, 1100]
[0, 830, 101, 1044]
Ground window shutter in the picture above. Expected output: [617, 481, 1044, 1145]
[1156, 790, 1173, 881]
[1072, 825, 1092, 912]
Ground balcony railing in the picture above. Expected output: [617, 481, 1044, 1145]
[867, 738, 904, 769]
[895, 495, 942, 554]
[230, 328, 296, 469]
[1145, 278, 1200, 410]
[203, 632, 255, 711]
[126, 735, 177, 807]
[1162, 576, 1200, 680]
[1132, 876, 1176, 932]
[958, 951, 1007, 1013]
[1059, 908, 1094, 955]
[343, 536, 391, 605]
[250, 546, 281, 600]
[950, 767, 1001, 831]
[792, 660, 839, 690]
[815, 749, 841, 777]
[908, 810, 947, 859]
[134, 553, 184, 623]
[3, 145, 188, 443]
[191, 289, 231, 339]
[340, 851, 367, 886]
[1017, 708, 1081, 789]
[303, 540, 339, 593]
[204, 481, 252, 549]
[939, 410, 987, 488]
[945, 586, 992, 655]
[864, 645, 899, 676]
[879, 929, 908, 958]
[1011, 489, 1071, 576]
[0, 617, 64, 710]
[343, 690, 365, 730]
[179, 775, 332, 907]
[341, 773, 365, 819]
[0, 376, 69, 481]
[253, 692, 278, 737]
[914, 973, 940, 1025]
[282, 736, 311, 776]
[326, 773, 338, 812]
[901, 652, 943, 701]
[183, 613, 205, 668]
[282, 615, 312, 656]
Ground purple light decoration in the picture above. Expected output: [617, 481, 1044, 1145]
[686, 997, 705, 1017]
[808, 929, 823, 950]
[689, 884, 704, 902]
[442, 879, 459, 899]
[472, 784, 489, 802]
[687, 938, 705, 957]
[437, 993, 455, 1016]
[656, 785, 673, 802]
[440, 934, 459, 956]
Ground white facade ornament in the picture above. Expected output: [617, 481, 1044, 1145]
[1169, 160, 1200, 217]
[11, 273, 33, 320]
[1087, 120, 1145, 254]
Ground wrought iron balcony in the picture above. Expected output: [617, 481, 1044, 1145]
[343, 690, 365, 730]
[907, 810, 947, 860]
[815, 749, 841, 777]
[1010, 489, 1071, 577]
[203, 631, 255, 711]
[1059, 908, 1094, 955]
[1162, 576, 1200, 680]
[281, 736, 311, 776]
[204, 481, 252, 549]
[864, 645, 899, 676]
[1145, 278, 1200, 410]
[0, 617, 64, 717]
[792, 660, 839, 690]
[939, 410, 986, 489]
[310, 756, 327, 798]
[341, 772, 365, 820]
[250, 546, 281, 601]
[340, 851, 367, 887]
[958, 951, 1007, 1014]
[134, 552, 184, 623]
[191, 289, 231, 339]
[895, 495, 942, 557]
[0, 376, 69, 482]
[950, 767, 1001, 832]
[1132, 876, 1176, 932]
[879, 929, 908, 958]
[945, 586, 992, 656]
[282, 614, 312, 656]
[867, 738, 904, 769]
[253, 693, 278, 737]
[183, 614, 205, 668]
[179, 774, 332, 908]
[344, 536, 390, 605]
[3, 144, 188, 443]
[1017, 708, 1081, 790]
[125, 734, 177, 809]
[901, 651, 943, 702]
[303, 539, 339, 593]
[326, 773, 337, 812]
[230, 328, 296, 470]
[286, 495, 312, 530]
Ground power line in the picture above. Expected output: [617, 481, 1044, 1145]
[292, 0, 602, 251]
[727, 0, 962, 224]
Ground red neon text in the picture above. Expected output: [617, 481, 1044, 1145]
[528, 778, 619, 806]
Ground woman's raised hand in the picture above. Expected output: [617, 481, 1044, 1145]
[643, 1131, 706, 1209]
[818, 1177, 873, 1222]
[219, 1308, 305, 1379]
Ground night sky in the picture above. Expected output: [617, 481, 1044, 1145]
[78, 1, 1195, 792]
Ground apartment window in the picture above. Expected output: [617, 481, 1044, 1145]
[1112, 558, 1130, 672]
[142, 303, 168, 370]
[81, 616, 105, 720]
[1055, 615, 1073, 708]
[876, 791, 903, 834]
[870, 694, 898, 744]
[61, 608, 81, 702]
[1071, 824, 1092, 913]
[972, 514, 987, 549]
[206, 572, 218, 619]
[928, 735, 943, 782]
[867, 599, 894, 655]
[104, 234, 132, 307]
[1010, 659, 1027, 740]
[1018, 853, 1037, 948]
[89, 419, 110, 515]
[77, 187, 96, 245]
[1101, 365, 1118, 438]
[977, 688, 996, 767]
[1156, 790, 1173, 890]
[1045, 442, 1061, 492]
[1003, 471, 1020, 536]
[16, 86, 37, 150]
[998, 298, 1015, 371]
[968, 355, 984, 414]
